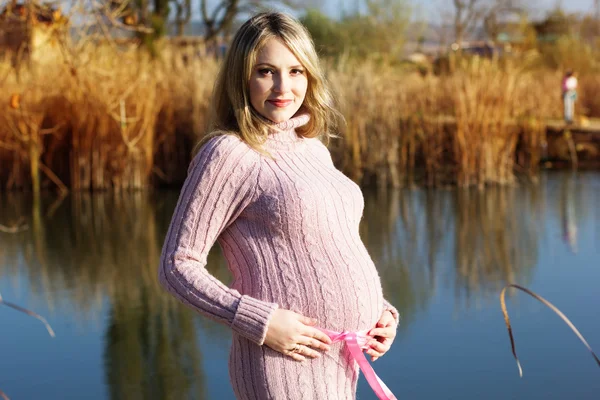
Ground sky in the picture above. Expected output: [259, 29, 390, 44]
[129, 0, 599, 22]
[60, 0, 599, 29]
[319, 0, 598, 22]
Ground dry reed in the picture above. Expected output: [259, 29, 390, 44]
[328, 57, 553, 188]
[0, 40, 216, 193]
[579, 75, 600, 119]
[500, 284, 600, 377]
[0, 42, 579, 191]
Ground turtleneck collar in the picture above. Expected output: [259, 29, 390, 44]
[264, 113, 310, 151]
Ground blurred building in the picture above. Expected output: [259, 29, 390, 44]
[483, 7, 532, 52]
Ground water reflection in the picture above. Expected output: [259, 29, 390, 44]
[560, 172, 579, 254]
[361, 189, 447, 326]
[361, 172, 595, 313]
[0, 193, 212, 399]
[0, 171, 596, 399]
[360, 183, 540, 318]
[451, 185, 542, 302]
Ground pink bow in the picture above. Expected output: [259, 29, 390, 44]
[319, 328, 397, 400]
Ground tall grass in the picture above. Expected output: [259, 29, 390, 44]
[0, 41, 216, 193]
[579, 75, 600, 118]
[0, 42, 583, 192]
[328, 57, 552, 187]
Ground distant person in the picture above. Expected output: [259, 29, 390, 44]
[158, 12, 399, 400]
[562, 70, 578, 124]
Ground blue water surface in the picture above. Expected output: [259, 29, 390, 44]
[0, 171, 598, 399]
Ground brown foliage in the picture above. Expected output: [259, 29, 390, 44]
[0, 45, 586, 192]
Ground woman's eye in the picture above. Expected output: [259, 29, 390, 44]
[258, 68, 274, 75]
[257, 68, 304, 76]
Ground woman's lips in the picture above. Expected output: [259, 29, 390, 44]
[267, 99, 292, 108]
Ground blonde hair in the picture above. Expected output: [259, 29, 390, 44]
[194, 11, 341, 154]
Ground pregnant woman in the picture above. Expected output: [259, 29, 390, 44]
[159, 11, 399, 400]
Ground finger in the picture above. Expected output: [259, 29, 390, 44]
[380, 310, 395, 321]
[287, 351, 307, 362]
[298, 344, 322, 359]
[368, 340, 389, 354]
[383, 319, 395, 328]
[299, 337, 331, 352]
[305, 328, 333, 345]
[365, 348, 384, 360]
[373, 335, 392, 344]
[378, 317, 393, 327]
[369, 327, 395, 338]
[366, 348, 384, 357]
[298, 315, 318, 326]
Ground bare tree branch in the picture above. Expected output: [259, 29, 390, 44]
[452, 0, 487, 44]
[483, 0, 527, 42]
[174, 0, 192, 35]
[198, 0, 310, 44]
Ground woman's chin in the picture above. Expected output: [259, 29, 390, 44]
[261, 105, 303, 124]
[265, 113, 293, 124]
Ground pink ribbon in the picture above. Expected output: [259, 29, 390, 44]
[319, 328, 397, 400]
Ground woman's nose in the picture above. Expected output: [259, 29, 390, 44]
[273, 74, 290, 93]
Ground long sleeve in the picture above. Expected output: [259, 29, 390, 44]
[158, 135, 277, 346]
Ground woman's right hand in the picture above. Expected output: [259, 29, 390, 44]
[263, 309, 332, 362]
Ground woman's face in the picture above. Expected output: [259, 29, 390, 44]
[249, 37, 308, 123]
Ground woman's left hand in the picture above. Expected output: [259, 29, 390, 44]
[365, 310, 397, 362]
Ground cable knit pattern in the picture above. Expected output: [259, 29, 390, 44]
[159, 114, 399, 400]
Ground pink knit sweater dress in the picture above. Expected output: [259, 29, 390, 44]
[159, 114, 399, 400]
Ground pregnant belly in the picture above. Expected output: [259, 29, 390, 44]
[312, 258, 384, 332]
[231, 251, 384, 332]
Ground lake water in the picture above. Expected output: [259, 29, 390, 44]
[0, 171, 598, 400]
